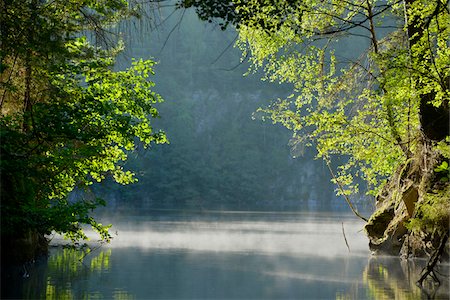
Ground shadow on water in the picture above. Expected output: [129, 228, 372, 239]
[4, 213, 450, 299]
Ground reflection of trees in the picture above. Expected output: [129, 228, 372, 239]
[46, 247, 105, 299]
[22, 247, 134, 299]
[363, 257, 449, 299]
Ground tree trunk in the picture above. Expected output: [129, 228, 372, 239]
[405, 0, 449, 141]
[419, 93, 450, 141]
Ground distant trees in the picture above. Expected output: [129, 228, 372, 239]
[0, 0, 166, 251]
[93, 14, 336, 212]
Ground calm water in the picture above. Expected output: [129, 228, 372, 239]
[9, 212, 450, 299]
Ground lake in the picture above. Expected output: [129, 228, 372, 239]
[6, 211, 450, 299]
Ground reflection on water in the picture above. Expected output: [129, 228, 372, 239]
[363, 256, 449, 300]
[8, 212, 450, 299]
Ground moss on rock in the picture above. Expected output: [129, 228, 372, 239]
[365, 139, 449, 259]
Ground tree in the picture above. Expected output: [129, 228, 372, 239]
[0, 0, 166, 261]
[181, 0, 449, 263]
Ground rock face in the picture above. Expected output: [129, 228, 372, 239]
[365, 167, 412, 256]
[364, 140, 449, 259]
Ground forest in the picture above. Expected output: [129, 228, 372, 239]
[1, 0, 449, 289]
[94, 10, 346, 213]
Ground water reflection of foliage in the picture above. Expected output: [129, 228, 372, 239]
[363, 259, 420, 299]
[335, 282, 365, 300]
[90, 249, 111, 273]
[113, 290, 135, 300]
[362, 257, 443, 300]
[48, 247, 91, 276]
[42, 247, 133, 299]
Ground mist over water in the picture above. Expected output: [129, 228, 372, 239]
[102, 213, 368, 257]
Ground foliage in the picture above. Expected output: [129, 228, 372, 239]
[178, 0, 239, 30]
[0, 0, 166, 242]
[178, 0, 303, 31]
[406, 187, 450, 234]
[433, 137, 450, 182]
[434, 161, 449, 182]
[230, 0, 449, 197]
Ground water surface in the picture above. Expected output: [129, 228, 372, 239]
[13, 212, 450, 299]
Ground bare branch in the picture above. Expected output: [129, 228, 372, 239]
[211, 34, 238, 65]
[159, 8, 186, 54]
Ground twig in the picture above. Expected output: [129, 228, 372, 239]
[159, 9, 186, 54]
[210, 34, 238, 65]
[342, 222, 351, 252]
[324, 158, 368, 222]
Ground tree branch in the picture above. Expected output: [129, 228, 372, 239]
[324, 157, 368, 222]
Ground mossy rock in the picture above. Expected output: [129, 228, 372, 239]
[365, 205, 395, 240]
